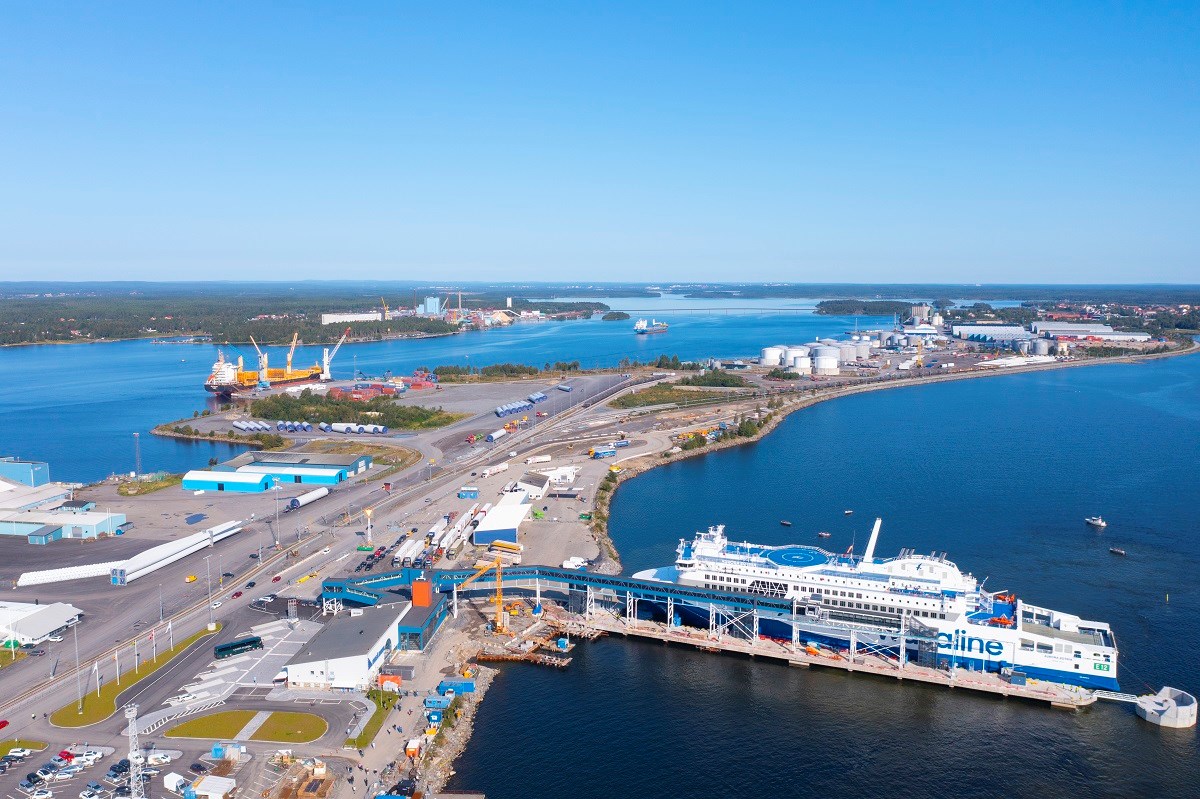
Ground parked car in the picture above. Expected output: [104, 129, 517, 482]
[80, 790, 99, 799]
[85, 783, 104, 794]
[140, 768, 160, 777]
[0, 762, 9, 774]
[7, 747, 32, 758]
[29, 649, 47, 656]
[146, 754, 171, 766]
[113, 787, 131, 797]
[47, 634, 64, 642]
[31, 788, 54, 799]
[188, 763, 208, 775]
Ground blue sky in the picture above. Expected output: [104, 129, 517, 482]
[1, 2, 1197, 283]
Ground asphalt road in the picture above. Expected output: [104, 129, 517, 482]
[0, 372, 641, 765]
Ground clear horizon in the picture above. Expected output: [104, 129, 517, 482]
[3, 3, 1197, 283]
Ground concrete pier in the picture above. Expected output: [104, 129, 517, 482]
[553, 612, 1099, 710]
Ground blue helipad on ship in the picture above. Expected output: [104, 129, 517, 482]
[762, 546, 829, 568]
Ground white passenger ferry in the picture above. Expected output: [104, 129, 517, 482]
[633, 518, 1119, 690]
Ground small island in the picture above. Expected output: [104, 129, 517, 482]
[602, 311, 631, 321]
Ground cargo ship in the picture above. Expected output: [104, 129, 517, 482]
[633, 518, 1120, 690]
[633, 318, 668, 335]
[204, 328, 349, 396]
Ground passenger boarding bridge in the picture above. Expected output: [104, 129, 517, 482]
[320, 565, 943, 661]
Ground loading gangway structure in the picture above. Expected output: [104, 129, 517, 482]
[320, 565, 942, 660]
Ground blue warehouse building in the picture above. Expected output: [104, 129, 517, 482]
[0, 456, 51, 487]
[181, 471, 274, 493]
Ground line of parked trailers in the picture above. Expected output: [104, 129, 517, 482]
[391, 502, 505, 568]
[495, 391, 549, 418]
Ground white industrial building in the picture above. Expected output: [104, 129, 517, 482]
[514, 472, 551, 500]
[1030, 322, 1151, 342]
[191, 775, 237, 799]
[536, 466, 579, 486]
[283, 603, 409, 691]
[951, 325, 1034, 342]
[0, 600, 83, 646]
[320, 312, 382, 325]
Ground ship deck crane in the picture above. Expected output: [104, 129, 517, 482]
[321, 327, 351, 381]
[249, 335, 270, 387]
[285, 330, 299, 375]
[453, 557, 505, 633]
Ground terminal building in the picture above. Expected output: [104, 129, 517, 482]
[0, 600, 84, 646]
[283, 584, 447, 690]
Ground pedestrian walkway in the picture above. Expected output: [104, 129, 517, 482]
[234, 710, 273, 740]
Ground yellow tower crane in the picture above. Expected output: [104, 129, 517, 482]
[455, 557, 506, 633]
[915, 338, 925, 368]
[380, 297, 388, 320]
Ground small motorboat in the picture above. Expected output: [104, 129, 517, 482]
[1086, 516, 1108, 529]
[818, 531, 832, 538]
[780, 520, 792, 527]
[1109, 547, 1126, 556]
[843, 509, 854, 516]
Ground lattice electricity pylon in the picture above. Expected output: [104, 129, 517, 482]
[125, 705, 144, 799]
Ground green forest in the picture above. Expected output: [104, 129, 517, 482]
[0, 282, 608, 345]
[251, 391, 462, 429]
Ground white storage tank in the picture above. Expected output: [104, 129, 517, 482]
[1033, 339, 1051, 356]
[813, 356, 839, 375]
[784, 345, 810, 363]
[855, 342, 872, 359]
[819, 338, 838, 346]
[837, 344, 858, 364]
[760, 346, 786, 366]
[790, 356, 812, 373]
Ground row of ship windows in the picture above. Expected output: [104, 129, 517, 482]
[822, 598, 946, 619]
[705, 573, 940, 604]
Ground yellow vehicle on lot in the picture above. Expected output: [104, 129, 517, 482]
[185, 575, 197, 583]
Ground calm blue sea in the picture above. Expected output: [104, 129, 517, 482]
[450, 352, 1200, 799]
[0, 301, 887, 482]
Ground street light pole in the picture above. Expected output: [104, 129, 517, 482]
[271, 475, 279, 544]
[204, 555, 213, 625]
[72, 621, 83, 714]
